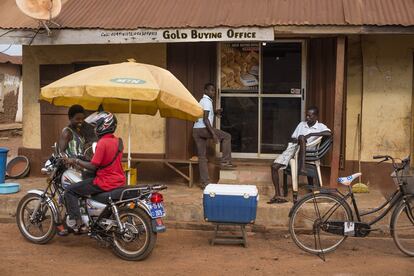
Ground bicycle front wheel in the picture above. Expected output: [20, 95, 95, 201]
[289, 193, 353, 255]
[391, 196, 414, 257]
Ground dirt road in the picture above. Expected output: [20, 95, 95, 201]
[0, 223, 412, 276]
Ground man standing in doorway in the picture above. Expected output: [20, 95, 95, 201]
[193, 83, 236, 188]
[268, 106, 331, 204]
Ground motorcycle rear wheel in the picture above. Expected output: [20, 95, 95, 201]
[112, 208, 157, 261]
[16, 193, 56, 244]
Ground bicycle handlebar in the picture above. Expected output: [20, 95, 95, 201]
[372, 155, 410, 171]
[373, 155, 388, 160]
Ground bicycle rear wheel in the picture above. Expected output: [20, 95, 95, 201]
[289, 193, 353, 254]
[391, 196, 414, 257]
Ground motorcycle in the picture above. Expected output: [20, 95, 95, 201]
[16, 144, 167, 261]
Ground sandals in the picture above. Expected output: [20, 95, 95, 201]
[72, 224, 89, 234]
[56, 224, 69, 236]
[267, 197, 289, 204]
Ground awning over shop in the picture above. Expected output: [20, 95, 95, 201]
[0, 0, 414, 30]
[0, 53, 21, 65]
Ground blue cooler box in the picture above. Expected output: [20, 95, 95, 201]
[203, 184, 259, 224]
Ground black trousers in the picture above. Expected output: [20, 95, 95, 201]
[64, 178, 103, 220]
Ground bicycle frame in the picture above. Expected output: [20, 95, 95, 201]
[321, 177, 413, 231]
[342, 188, 403, 226]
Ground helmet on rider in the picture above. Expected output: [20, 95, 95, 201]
[92, 111, 117, 138]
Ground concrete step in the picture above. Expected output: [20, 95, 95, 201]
[217, 161, 320, 197]
[218, 161, 274, 196]
[0, 123, 22, 131]
[219, 162, 272, 183]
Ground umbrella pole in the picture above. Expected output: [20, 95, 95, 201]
[128, 98, 132, 186]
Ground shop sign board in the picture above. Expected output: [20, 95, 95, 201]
[0, 27, 274, 45]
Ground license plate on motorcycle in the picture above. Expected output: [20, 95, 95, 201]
[150, 203, 165, 218]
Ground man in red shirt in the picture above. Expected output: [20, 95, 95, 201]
[63, 111, 125, 233]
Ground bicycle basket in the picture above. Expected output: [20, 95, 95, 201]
[391, 167, 414, 195]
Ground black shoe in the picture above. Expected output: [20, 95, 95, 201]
[293, 192, 298, 204]
[267, 197, 289, 204]
[199, 182, 208, 189]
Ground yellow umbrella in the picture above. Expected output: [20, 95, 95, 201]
[41, 61, 203, 121]
[41, 61, 203, 184]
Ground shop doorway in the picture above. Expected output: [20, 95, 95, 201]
[218, 41, 306, 158]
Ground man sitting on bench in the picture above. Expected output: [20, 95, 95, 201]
[268, 106, 331, 204]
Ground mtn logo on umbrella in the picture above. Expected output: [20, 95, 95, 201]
[110, 78, 146, 85]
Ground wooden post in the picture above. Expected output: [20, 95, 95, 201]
[411, 54, 414, 168]
[329, 36, 346, 187]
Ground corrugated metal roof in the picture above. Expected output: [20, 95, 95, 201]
[0, 53, 22, 65]
[0, 0, 413, 29]
[343, 0, 414, 26]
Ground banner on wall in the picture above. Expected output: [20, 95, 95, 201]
[220, 43, 259, 92]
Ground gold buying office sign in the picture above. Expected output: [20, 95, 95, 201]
[99, 27, 274, 43]
[160, 28, 274, 42]
[11, 27, 274, 45]
[97, 27, 274, 43]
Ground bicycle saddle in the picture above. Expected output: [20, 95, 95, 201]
[337, 173, 362, 186]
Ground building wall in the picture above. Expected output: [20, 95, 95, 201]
[22, 44, 167, 153]
[346, 35, 414, 162]
[0, 63, 21, 123]
[345, 36, 363, 162]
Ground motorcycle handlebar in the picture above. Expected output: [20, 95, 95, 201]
[135, 184, 167, 192]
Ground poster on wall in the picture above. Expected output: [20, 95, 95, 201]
[220, 43, 259, 92]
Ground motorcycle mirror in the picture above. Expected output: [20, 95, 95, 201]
[53, 142, 61, 156]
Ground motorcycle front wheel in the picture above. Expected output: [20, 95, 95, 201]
[112, 207, 157, 261]
[16, 193, 56, 244]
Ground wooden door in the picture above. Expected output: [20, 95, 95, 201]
[307, 37, 347, 184]
[166, 43, 217, 159]
[39, 64, 75, 156]
[39, 61, 109, 157]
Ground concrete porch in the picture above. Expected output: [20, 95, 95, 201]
[0, 176, 393, 234]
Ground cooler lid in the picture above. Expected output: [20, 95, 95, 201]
[204, 184, 258, 197]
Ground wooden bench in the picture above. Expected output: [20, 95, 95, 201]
[125, 158, 199, 188]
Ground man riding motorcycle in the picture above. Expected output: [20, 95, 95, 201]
[62, 111, 126, 234]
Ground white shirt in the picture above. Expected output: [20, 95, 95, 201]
[193, 95, 214, 128]
[291, 121, 330, 143]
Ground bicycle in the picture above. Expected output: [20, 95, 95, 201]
[288, 155, 414, 260]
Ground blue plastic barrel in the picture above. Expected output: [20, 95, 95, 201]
[0, 147, 9, 184]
